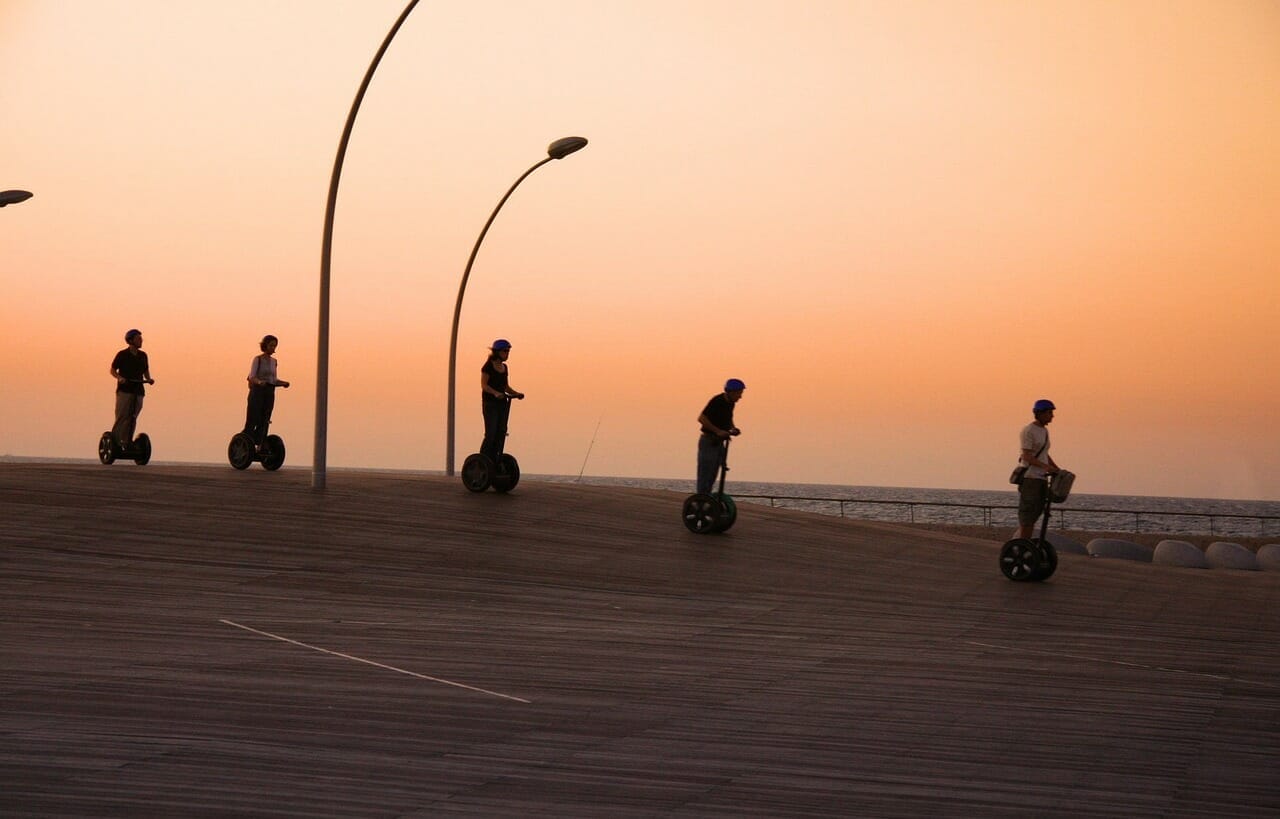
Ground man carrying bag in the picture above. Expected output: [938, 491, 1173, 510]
[1014, 399, 1062, 539]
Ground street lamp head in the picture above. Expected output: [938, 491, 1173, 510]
[547, 136, 588, 160]
[0, 190, 34, 207]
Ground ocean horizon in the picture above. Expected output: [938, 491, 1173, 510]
[534, 474, 1280, 539]
[5, 456, 1277, 538]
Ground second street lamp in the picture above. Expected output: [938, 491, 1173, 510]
[445, 136, 588, 476]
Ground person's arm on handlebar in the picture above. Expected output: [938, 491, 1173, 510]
[697, 412, 739, 439]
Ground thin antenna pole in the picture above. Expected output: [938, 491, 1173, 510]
[576, 416, 603, 482]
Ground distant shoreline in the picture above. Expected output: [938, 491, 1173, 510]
[3, 455, 1275, 506]
[4, 458, 1274, 548]
[899, 521, 1273, 552]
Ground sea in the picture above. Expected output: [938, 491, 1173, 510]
[535, 474, 1280, 539]
[4, 456, 1276, 539]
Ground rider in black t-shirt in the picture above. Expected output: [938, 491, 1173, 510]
[108, 329, 155, 448]
[480, 339, 524, 463]
[696, 379, 745, 494]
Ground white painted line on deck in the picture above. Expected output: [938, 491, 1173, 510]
[220, 619, 531, 703]
[966, 640, 1277, 689]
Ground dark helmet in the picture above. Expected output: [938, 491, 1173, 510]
[1033, 399, 1056, 414]
[491, 339, 512, 351]
[125, 328, 142, 341]
[724, 378, 746, 392]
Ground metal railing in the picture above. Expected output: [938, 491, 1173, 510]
[731, 494, 1279, 538]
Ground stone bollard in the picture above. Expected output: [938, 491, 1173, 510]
[1153, 540, 1209, 569]
[1205, 542, 1259, 571]
[1086, 538, 1153, 562]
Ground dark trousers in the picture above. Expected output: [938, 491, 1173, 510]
[481, 399, 511, 463]
[697, 434, 726, 494]
[244, 385, 276, 445]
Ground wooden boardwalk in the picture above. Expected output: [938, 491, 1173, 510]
[3, 463, 1278, 817]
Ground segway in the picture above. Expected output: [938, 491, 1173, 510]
[1000, 470, 1075, 582]
[462, 397, 521, 493]
[682, 437, 738, 534]
[98, 431, 152, 466]
[228, 384, 288, 471]
[98, 379, 154, 465]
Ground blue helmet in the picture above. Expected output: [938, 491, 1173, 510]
[724, 378, 746, 392]
[125, 328, 142, 341]
[1033, 399, 1056, 414]
[490, 339, 512, 351]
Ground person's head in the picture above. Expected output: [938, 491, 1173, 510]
[260, 334, 279, 353]
[125, 329, 143, 349]
[490, 338, 512, 359]
[724, 378, 746, 403]
[1032, 398, 1055, 424]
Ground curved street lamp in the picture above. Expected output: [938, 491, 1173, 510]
[0, 190, 34, 207]
[313, 0, 421, 490]
[445, 136, 588, 476]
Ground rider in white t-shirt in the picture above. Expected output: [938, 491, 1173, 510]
[244, 335, 290, 445]
[1017, 399, 1061, 539]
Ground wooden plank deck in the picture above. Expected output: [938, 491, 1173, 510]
[2, 463, 1278, 817]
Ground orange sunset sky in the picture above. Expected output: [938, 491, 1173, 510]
[2, 0, 1277, 500]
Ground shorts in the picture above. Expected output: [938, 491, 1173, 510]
[1018, 478, 1049, 526]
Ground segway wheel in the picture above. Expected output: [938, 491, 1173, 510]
[999, 538, 1044, 581]
[98, 432, 116, 465]
[228, 433, 255, 470]
[261, 435, 286, 471]
[1031, 538, 1058, 581]
[491, 454, 520, 493]
[682, 493, 725, 534]
[132, 433, 152, 466]
[461, 454, 494, 493]
[713, 493, 737, 533]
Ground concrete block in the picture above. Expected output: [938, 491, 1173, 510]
[1045, 532, 1087, 555]
[1153, 540, 1209, 569]
[1258, 544, 1280, 571]
[1205, 541, 1259, 571]
[1086, 538, 1153, 562]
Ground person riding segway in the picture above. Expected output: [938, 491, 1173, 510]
[1001, 398, 1072, 581]
[683, 378, 745, 533]
[461, 339, 524, 493]
[228, 334, 291, 471]
[99, 328, 155, 466]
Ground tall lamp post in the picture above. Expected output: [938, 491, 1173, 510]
[445, 136, 588, 476]
[0, 190, 34, 207]
[313, 0, 421, 491]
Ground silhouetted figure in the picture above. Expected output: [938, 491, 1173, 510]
[244, 335, 289, 446]
[1016, 398, 1063, 538]
[480, 339, 524, 463]
[696, 379, 744, 494]
[109, 329, 154, 448]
